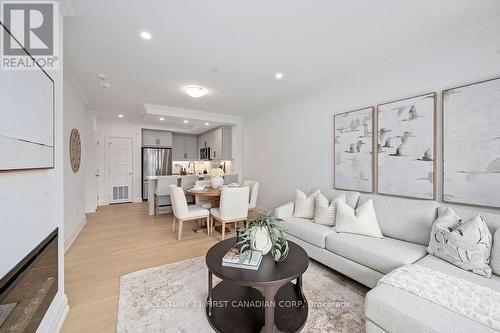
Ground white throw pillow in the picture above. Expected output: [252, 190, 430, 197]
[314, 193, 346, 226]
[293, 189, 320, 219]
[427, 207, 492, 278]
[491, 229, 500, 276]
[335, 199, 383, 238]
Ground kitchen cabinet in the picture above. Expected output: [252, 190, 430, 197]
[142, 129, 172, 147]
[172, 134, 198, 161]
[198, 126, 232, 160]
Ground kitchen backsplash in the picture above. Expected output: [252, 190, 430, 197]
[172, 160, 234, 175]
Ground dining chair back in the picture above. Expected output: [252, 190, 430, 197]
[168, 185, 188, 217]
[243, 180, 259, 210]
[219, 186, 249, 220]
[154, 176, 178, 217]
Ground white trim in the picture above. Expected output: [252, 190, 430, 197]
[52, 295, 69, 333]
[143, 103, 243, 125]
[64, 216, 86, 253]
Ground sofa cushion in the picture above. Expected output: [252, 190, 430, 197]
[282, 217, 334, 248]
[325, 233, 427, 274]
[358, 194, 439, 245]
[310, 187, 360, 208]
[365, 255, 500, 333]
[293, 189, 320, 218]
[427, 207, 492, 278]
[335, 199, 383, 238]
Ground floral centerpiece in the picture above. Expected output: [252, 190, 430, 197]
[208, 168, 224, 189]
[237, 216, 289, 262]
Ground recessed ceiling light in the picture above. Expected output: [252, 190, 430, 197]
[183, 85, 208, 98]
[204, 122, 210, 126]
[118, 114, 124, 118]
[140, 31, 152, 40]
[159, 117, 164, 121]
[275, 72, 284, 79]
[183, 120, 189, 124]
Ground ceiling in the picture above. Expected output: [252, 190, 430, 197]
[64, 0, 500, 121]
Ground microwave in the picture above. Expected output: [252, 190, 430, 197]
[200, 147, 211, 160]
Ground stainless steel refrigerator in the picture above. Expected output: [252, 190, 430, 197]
[142, 148, 172, 200]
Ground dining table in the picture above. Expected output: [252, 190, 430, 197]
[185, 187, 231, 234]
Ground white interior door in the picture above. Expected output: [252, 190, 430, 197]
[108, 137, 133, 204]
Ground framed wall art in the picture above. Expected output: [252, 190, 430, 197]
[334, 107, 374, 193]
[443, 77, 500, 208]
[377, 93, 436, 199]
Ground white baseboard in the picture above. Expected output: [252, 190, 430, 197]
[64, 216, 86, 253]
[53, 294, 69, 333]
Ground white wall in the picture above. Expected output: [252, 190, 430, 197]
[243, 18, 500, 214]
[63, 78, 95, 248]
[0, 7, 68, 333]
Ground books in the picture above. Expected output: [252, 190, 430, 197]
[222, 248, 263, 270]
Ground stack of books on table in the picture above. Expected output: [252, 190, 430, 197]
[222, 248, 263, 270]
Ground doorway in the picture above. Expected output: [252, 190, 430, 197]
[108, 137, 133, 204]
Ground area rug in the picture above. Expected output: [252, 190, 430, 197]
[117, 257, 368, 332]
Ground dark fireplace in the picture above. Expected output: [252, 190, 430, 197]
[0, 229, 58, 333]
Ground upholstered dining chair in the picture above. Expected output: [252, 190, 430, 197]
[154, 176, 178, 218]
[243, 180, 259, 219]
[180, 175, 199, 204]
[168, 185, 210, 240]
[210, 186, 249, 240]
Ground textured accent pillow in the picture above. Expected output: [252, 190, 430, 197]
[293, 189, 320, 219]
[427, 207, 492, 278]
[335, 199, 383, 238]
[491, 229, 500, 276]
[313, 193, 346, 226]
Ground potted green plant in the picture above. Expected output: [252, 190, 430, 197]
[237, 216, 289, 263]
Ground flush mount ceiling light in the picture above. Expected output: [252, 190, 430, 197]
[99, 82, 111, 88]
[118, 114, 124, 118]
[204, 122, 210, 126]
[140, 31, 152, 40]
[275, 72, 284, 79]
[159, 117, 164, 121]
[183, 120, 189, 124]
[183, 85, 208, 98]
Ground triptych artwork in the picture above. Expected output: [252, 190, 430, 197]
[334, 76, 500, 209]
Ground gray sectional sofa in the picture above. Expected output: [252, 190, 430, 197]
[274, 188, 500, 333]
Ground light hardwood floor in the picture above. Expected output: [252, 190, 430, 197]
[62, 202, 231, 332]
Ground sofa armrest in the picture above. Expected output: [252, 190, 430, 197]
[275, 201, 295, 219]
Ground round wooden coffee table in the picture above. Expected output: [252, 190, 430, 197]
[205, 238, 309, 333]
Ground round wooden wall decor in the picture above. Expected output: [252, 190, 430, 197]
[69, 128, 81, 173]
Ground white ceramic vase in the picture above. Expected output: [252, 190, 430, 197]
[211, 176, 224, 189]
[251, 227, 272, 255]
